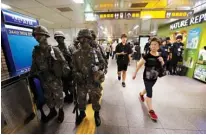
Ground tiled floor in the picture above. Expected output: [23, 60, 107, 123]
[14, 59, 206, 134]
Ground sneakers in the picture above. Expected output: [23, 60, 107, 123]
[118, 76, 121, 81]
[122, 82, 126, 87]
[139, 92, 144, 102]
[148, 110, 158, 120]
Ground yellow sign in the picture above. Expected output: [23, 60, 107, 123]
[166, 10, 193, 18]
[140, 10, 166, 19]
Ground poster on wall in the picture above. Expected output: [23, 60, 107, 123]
[197, 49, 206, 65]
[185, 49, 195, 68]
[186, 28, 201, 49]
[194, 64, 206, 83]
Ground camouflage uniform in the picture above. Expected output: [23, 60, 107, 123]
[73, 29, 106, 126]
[31, 26, 69, 123]
[54, 31, 74, 103]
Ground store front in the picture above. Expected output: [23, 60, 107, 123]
[158, 10, 206, 83]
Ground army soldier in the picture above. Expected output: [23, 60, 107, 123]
[30, 25, 70, 123]
[72, 29, 106, 127]
[68, 37, 80, 55]
[88, 30, 108, 103]
[54, 31, 73, 103]
[90, 30, 108, 67]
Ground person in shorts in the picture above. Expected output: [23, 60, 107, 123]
[132, 37, 164, 121]
[115, 34, 132, 87]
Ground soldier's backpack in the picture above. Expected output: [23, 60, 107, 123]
[49, 46, 70, 78]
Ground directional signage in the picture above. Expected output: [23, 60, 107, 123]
[95, 10, 194, 20]
[95, 11, 140, 20]
[166, 10, 194, 19]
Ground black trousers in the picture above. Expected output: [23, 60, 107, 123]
[112, 51, 116, 59]
[144, 80, 157, 98]
[106, 52, 110, 59]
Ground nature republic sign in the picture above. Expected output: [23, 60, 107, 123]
[170, 11, 206, 30]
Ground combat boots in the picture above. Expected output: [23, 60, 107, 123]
[46, 108, 57, 122]
[94, 111, 101, 127]
[76, 111, 86, 125]
[57, 108, 64, 123]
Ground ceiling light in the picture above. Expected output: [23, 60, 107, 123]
[1, 3, 11, 9]
[150, 31, 156, 33]
[133, 25, 139, 30]
[73, 0, 84, 4]
[180, 6, 191, 10]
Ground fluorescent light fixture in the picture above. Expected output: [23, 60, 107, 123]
[133, 25, 139, 30]
[150, 31, 156, 34]
[1, 3, 11, 9]
[85, 13, 96, 21]
[100, 26, 104, 30]
[73, 0, 84, 4]
[179, 6, 191, 10]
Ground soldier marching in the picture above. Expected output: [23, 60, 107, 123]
[30, 25, 106, 126]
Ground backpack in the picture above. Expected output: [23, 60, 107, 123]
[50, 46, 70, 78]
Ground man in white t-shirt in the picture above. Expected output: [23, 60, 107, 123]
[112, 41, 118, 59]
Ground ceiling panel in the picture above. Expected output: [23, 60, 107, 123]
[23, 7, 57, 17]
[36, 0, 75, 7]
[2, 0, 42, 8]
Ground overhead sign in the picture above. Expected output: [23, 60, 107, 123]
[170, 11, 206, 30]
[2, 9, 39, 28]
[95, 11, 140, 20]
[166, 10, 193, 19]
[141, 10, 166, 19]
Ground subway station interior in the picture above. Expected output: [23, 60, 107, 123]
[1, 0, 206, 134]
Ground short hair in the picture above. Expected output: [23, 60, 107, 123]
[121, 34, 127, 38]
[166, 37, 170, 40]
[150, 37, 161, 45]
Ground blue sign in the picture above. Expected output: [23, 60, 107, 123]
[2, 9, 39, 28]
[186, 28, 201, 49]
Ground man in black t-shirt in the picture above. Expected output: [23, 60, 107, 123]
[170, 35, 184, 75]
[115, 34, 132, 87]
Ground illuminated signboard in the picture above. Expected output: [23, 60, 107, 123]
[95, 11, 140, 20]
[166, 10, 194, 19]
[2, 9, 39, 28]
[170, 11, 206, 30]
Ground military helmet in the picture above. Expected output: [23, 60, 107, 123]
[90, 30, 96, 39]
[32, 25, 50, 37]
[77, 29, 92, 40]
[54, 31, 65, 39]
